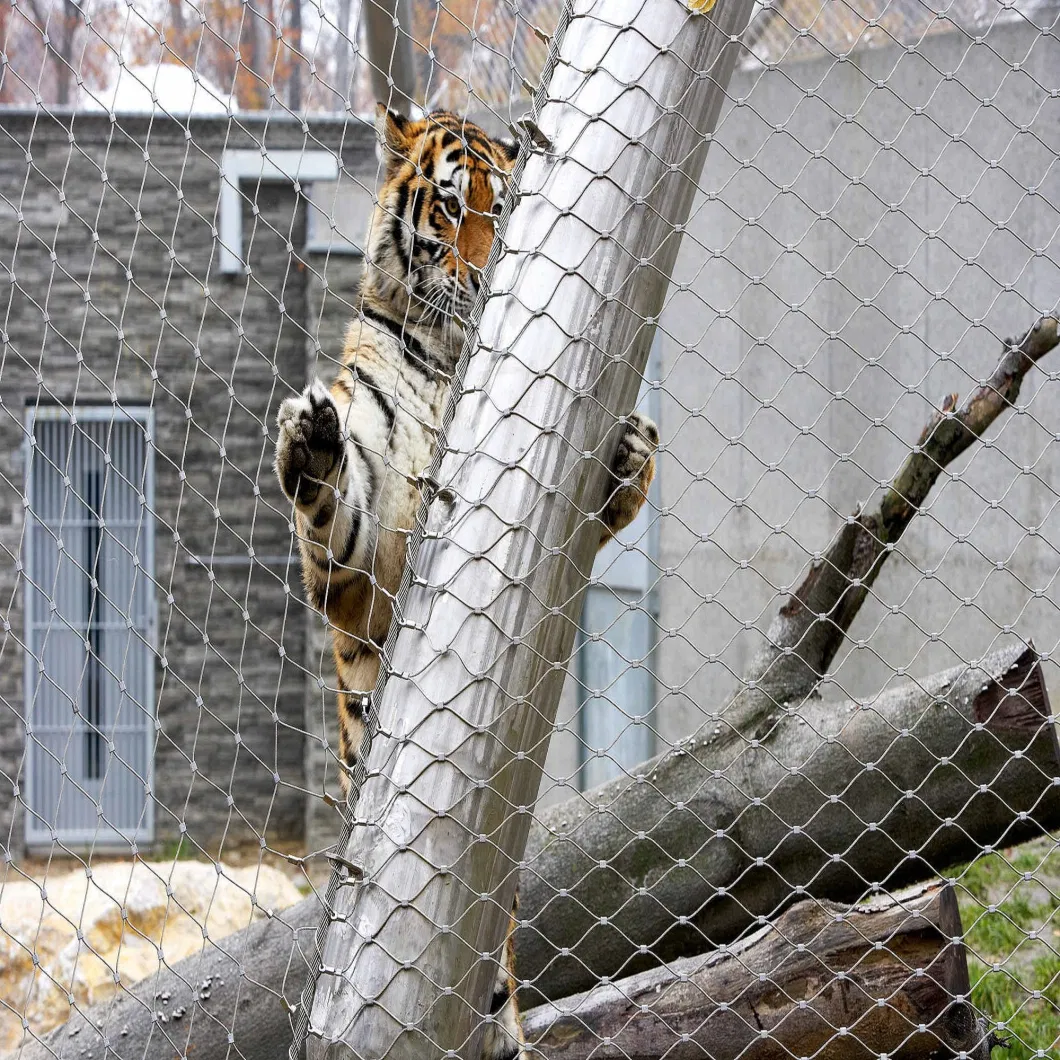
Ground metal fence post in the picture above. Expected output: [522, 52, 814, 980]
[306, 0, 755, 1057]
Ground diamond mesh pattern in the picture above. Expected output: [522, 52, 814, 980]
[0, 1, 1058, 1059]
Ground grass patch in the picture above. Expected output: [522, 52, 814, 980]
[956, 838, 1060, 1059]
[153, 836, 203, 862]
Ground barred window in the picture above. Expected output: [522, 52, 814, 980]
[23, 406, 156, 848]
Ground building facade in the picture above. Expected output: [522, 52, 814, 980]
[3, 3, 1060, 855]
[0, 109, 373, 854]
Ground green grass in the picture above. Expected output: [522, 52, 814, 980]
[956, 838, 1060, 1059]
[153, 836, 204, 862]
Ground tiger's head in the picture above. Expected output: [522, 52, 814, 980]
[364, 106, 519, 329]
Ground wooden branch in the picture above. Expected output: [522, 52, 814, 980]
[516, 643, 1060, 1004]
[522, 883, 993, 1060]
[759, 316, 1059, 702]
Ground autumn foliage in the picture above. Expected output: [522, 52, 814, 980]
[0, 0, 331, 112]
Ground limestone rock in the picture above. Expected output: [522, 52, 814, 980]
[0, 860, 303, 1052]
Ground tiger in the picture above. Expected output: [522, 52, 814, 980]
[274, 105, 659, 1060]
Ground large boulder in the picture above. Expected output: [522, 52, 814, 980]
[0, 860, 302, 1052]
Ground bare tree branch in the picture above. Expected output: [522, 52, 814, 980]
[759, 316, 1060, 702]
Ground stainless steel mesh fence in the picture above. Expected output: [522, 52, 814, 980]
[1, 1, 1060, 1059]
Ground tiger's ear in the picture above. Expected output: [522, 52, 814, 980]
[375, 103, 413, 168]
[499, 137, 520, 169]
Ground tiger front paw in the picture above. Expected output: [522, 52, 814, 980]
[600, 410, 658, 544]
[276, 381, 346, 509]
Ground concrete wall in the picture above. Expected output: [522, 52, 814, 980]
[654, 17, 1060, 747]
[0, 110, 375, 854]
[537, 16, 1060, 804]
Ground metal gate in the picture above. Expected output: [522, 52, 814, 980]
[23, 406, 156, 848]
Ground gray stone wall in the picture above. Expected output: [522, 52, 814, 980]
[0, 110, 376, 854]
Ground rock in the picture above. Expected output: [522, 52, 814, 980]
[0, 860, 303, 1052]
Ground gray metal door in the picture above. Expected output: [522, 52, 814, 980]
[24, 406, 155, 848]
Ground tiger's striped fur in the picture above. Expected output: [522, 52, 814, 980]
[275, 106, 658, 1060]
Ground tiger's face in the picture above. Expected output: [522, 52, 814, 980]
[367, 106, 519, 326]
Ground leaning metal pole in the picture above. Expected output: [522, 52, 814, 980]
[306, 1, 756, 1058]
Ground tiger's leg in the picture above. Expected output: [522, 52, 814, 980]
[276, 379, 381, 586]
[599, 410, 659, 546]
[481, 898, 525, 1060]
[335, 682, 370, 787]
[332, 639, 384, 794]
[483, 413, 658, 1060]
[276, 376, 392, 790]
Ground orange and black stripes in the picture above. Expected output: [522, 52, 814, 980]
[276, 104, 653, 1060]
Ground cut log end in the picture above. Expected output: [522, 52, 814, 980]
[974, 645, 1054, 739]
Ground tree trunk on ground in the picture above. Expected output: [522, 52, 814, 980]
[516, 642, 1060, 1004]
[523, 886, 992, 1060]
[522, 883, 991, 1060]
[18, 895, 321, 1060]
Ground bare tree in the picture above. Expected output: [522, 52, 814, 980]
[25, 0, 85, 105]
[0, 1, 15, 103]
[288, 0, 302, 110]
[334, 0, 354, 103]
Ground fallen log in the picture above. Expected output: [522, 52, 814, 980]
[522, 883, 993, 1060]
[516, 642, 1060, 1003]
[13, 892, 321, 1060]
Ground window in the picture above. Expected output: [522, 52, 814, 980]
[575, 344, 661, 790]
[23, 406, 156, 848]
[217, 148, 340, 273]
[305, 172, 374, 256]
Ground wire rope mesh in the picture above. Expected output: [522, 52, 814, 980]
[0, 1, 1059, 1059]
